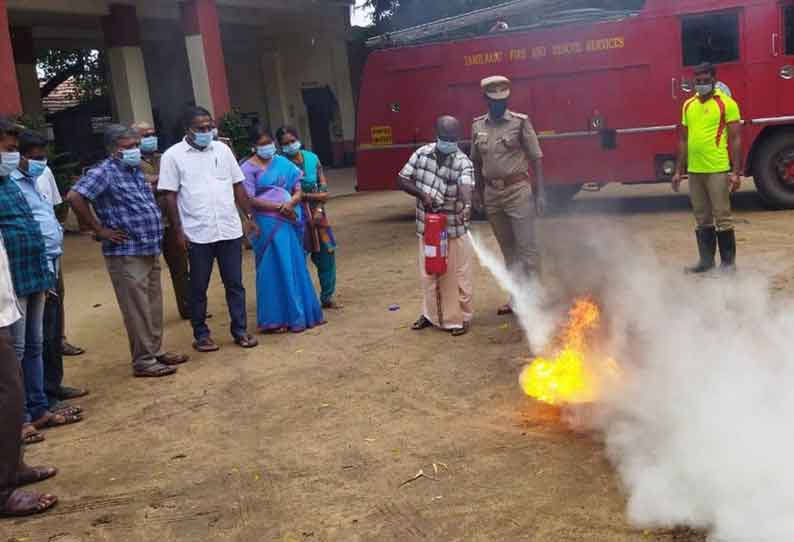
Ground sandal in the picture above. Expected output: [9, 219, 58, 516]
[16, 465, 58, 487]
[61, 341, 85, 356]
[133, 363, 178, 378]
[49, 402, 82, 416]
[31, 411, 83, 430]
[411, 316, 433, 331]
[0, 489, 57, 517]
[234, 334, 259, 348]
[157, 352, 190, 366]
[193, 337, 220, 353]
[322, 299, 344, 310]
[21, 424, 44, 445]
[497, 304, 514, 316]
[56, 385, 89, 400]
[451, 323, 470, 337]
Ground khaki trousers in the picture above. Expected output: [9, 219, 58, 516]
[418, 236, 474, 330]
[689, 172, 733, 231]
[105, 255, 164, 369]
[484, 181, 539, 277]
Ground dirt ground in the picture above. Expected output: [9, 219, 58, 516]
[3, 177, 791, 542]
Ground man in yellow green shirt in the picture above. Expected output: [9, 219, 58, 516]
[672, 62, 743, 273]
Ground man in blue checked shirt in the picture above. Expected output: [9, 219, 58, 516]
[68, 124, 188, 378]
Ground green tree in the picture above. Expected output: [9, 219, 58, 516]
[37, 49, 108, 102]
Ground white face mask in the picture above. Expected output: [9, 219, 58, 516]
[0, 152, 20, 176]
[695, 83, 714, 97]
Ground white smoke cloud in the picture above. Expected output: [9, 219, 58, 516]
[470, 221, 794, 542]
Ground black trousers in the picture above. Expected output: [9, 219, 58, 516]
[0, 326, 23, 506]
[42, 272, 64, 406]
[188, 237, 247, 341]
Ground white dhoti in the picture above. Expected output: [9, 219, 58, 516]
[418, 235, 474, 330]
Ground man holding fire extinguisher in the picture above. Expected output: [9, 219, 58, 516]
[398, 116, 475, 337]
[471, 75, 546, 316]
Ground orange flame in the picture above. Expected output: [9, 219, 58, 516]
[520, 297, 618, 405]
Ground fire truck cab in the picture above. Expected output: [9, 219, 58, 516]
[356, 0, 794, 209]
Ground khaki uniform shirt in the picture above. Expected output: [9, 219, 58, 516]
[141, 153, 168, 227]
[471, 110, 543, 183]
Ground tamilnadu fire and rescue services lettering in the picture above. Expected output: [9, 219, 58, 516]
[463, 36, 625, 66]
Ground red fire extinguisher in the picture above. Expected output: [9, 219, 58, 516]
[424, 212, 448, 275]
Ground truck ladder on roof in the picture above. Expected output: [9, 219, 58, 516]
[365, 0, 554, 48]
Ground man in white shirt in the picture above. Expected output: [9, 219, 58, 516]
[159, 106, 259, 353]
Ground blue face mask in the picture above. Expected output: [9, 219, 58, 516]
[436, 139, 459, 155]
[282, 142, 302, 156]
[26, 159, 48, 178]
[488, 99, 508, 119]
[121, 148, 142, 167]
[192, 131, 213, 148]
[0, 152, 20, 176]
[257, 144, 277, 160]
[140, 136, 158, 153]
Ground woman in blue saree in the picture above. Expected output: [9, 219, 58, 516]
[241, 124, 324, 333]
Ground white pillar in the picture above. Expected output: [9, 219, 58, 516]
[107, 46, 153, 125]
[184, 34, 214, 116]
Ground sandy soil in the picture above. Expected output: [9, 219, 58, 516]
[3, 178, 788, 542]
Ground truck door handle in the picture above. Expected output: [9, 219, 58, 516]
[773, 32, 780, 57]
[671, 78, 677, 100]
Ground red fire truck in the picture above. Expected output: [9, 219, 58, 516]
[356, 0, 794, 209]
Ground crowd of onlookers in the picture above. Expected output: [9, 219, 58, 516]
[0, 105, 341, 516]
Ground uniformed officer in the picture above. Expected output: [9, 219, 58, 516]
[471, 75, 546, 316]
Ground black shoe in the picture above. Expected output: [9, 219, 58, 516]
[717, 229, 737, 272]
[685, 227, 716, 274]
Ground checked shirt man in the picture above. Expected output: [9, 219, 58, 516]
[68, 125, 187, 378]
[398, 115, 475, 336]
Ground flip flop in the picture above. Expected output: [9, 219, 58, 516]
[497, 304, 514, 316]
[322, 300, 344, 310]
[56, 386, 89, 400]
[234, 334, 259, 348]
[32, 411, 83, 430]
[133, 363, 178, 378]
[193, 337, 220, 353]
[61, 341, 85, 356]
[156, 352, 190, 366]
[412, 316, 433, 330]
[16, 465, 58, 487]
[21, 424, 44, 445]
[0, 489, 57, 517]
[451, 323, 470, 337]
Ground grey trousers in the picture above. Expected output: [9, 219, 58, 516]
[105, 255, 164, 369]
[484, 181, 539, 278]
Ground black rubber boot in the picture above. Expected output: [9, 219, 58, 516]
[717, 229, 737, 272]
[685, 227, 716, 274]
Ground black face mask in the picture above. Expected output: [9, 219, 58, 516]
[488, 99, 508, 119]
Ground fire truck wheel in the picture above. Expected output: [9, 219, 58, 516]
[544, 184, 582, 213]
[753, 131, 794, 210]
